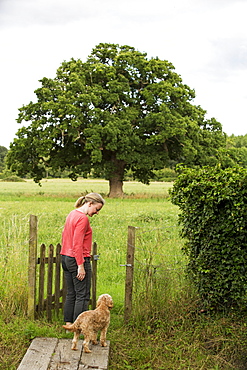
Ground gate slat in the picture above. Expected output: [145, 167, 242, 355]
[62, 271, 67, 312]
[55, 244, 61, 316]
[38, 244, 46, 316]
[47, 244, 54, 321]
[91, 242, 97, 309]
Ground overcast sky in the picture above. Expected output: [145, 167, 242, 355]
[1, 0, 247, 148]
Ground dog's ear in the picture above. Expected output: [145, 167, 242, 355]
[97, 294, 105, 307]
[107, 297, 113, 309]
[105, 295, 113, 308]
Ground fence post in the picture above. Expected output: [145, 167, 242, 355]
[91, 242, 98, 309]
[28, 214, 38, 319]
[124, 226, 136, 323]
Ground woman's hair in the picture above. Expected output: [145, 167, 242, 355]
[74, 193, 105, 208]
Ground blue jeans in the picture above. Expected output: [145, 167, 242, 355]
[61, 255, 92, 322]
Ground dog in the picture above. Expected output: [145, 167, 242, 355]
[63, 294, 113, 353]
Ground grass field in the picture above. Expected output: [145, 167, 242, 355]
[1, 179, 247, 369]
[0, 178, 172, 198]
[0, 178, 176, 307]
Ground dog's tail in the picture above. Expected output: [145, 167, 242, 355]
[62, 323, 76, 332]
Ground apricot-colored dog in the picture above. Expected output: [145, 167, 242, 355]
[63, 294, 113, 353]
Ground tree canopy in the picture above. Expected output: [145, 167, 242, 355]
[215, 134, 247, 169]
[7, 43, 226, 196]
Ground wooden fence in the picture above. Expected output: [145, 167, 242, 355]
[27, 216, 161, 323]
[27, 215, 98, 321]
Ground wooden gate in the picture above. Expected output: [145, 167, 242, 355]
[27, 215, 98, 321]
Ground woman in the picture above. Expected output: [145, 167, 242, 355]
[61, 192, 105, 325]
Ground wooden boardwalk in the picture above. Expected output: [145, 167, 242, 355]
[17, 337, 110, 370]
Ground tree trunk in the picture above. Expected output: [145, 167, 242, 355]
[108, 157, 125, 197]
[109, 176, 124, 197]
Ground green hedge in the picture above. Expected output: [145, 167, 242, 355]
[170, 166, 247, 310]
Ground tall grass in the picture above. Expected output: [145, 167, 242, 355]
[1, 179, 247, 370]
[131, 225, 188, 325]
[0, 214, 30, 315]
[0, 180, 175, 317]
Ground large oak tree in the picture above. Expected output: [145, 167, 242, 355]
[7, 43, 225, 196]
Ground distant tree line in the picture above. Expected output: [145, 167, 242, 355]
[1, 133, 247, 182]
[0, 146, 8, 173]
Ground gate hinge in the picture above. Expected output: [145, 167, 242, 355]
[120, 264, 132, 267]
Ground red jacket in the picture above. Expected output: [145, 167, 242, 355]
[61, 209, 92, 265]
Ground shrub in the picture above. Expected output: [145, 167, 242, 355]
[152, 168, 177, 182]
[169, 165, 247, 310]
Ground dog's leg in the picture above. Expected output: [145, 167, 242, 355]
[71, 330, 80, 350]
[82, 330, 92, 353]
[99, 326, 108, 347]
[83, 336, 92, 353]
[91, 331, 98, 345]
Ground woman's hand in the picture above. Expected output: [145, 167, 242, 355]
[77, 264, 85, 280]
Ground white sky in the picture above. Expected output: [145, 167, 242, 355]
[1, 0, 247, 148]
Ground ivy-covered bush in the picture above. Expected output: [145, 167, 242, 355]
[170, 166, 247, 310]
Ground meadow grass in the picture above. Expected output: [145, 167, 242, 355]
[0, 180, 177, 315]
[0, 178, 172, 200]
[1, 179, 247, 369]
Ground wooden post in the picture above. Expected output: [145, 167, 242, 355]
[124, 226, 136, 323]
[91, 242, 98, 309]
[28, 215, 38, 319]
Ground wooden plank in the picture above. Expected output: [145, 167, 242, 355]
[47, 244, 54, 321]
[55, 244, 61, 316]
[17, 337, 58, 370]
[79, 341, 110, 370]
[48, 338, 84, 370]
[62, 271, 67, 311]
[38, 243, 46, 316]
[18, 338, 110, 370]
